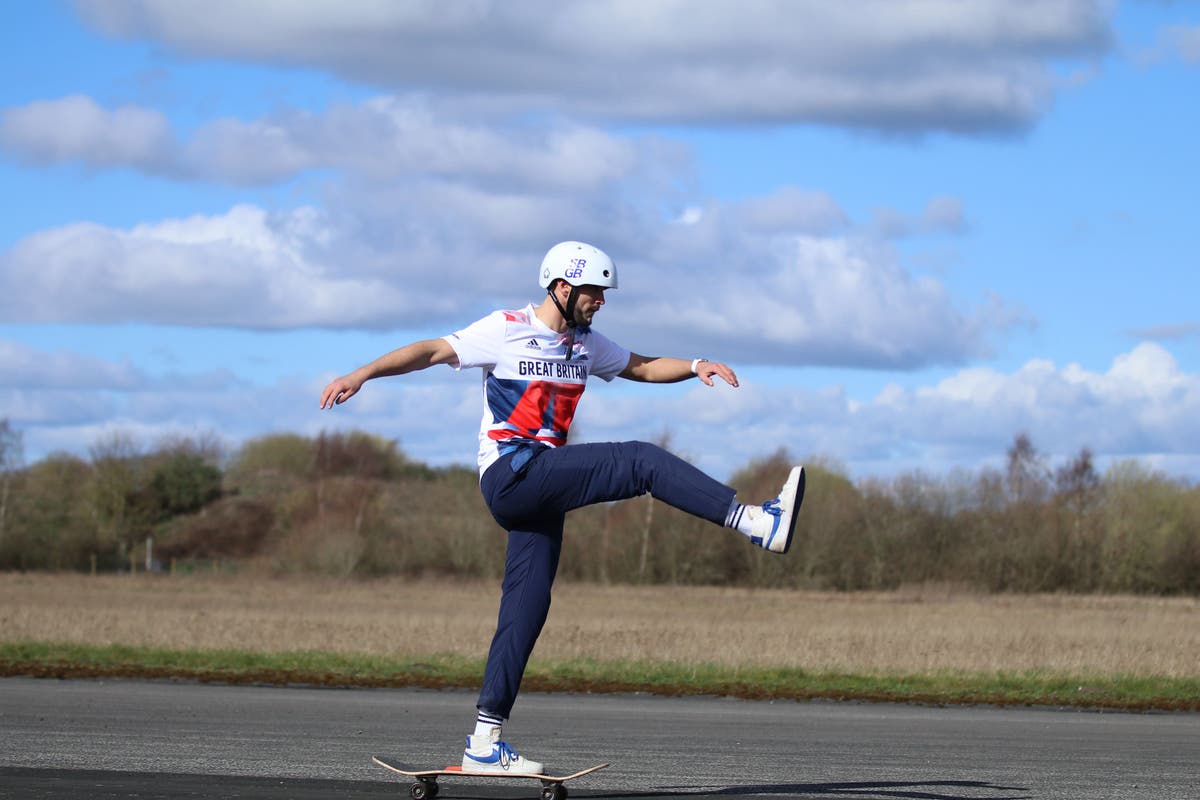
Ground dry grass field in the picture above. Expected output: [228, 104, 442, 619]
[2, 572, 1196, 679]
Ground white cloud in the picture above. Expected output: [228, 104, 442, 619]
[0, 94, 172, 170]
[587, 342, 1200, 479]
[1127, 21, 1200, 67]
[919, 195, 967, 234]
[1163, 24, 1200, 63]
[886, 342, 1200, 460]
[76, 0, 1112, 134]
[0, 338, 247, 446]
[0, 172, 1010, 368]
[0, 339, 144, 390]
[6, 340, 1200, 481]
[611, 342, 1200, 479]
[0, 94, 654, 189]
[871, 195, 967, 239]
[0, 389, 120, 428]
[1126, 321, 1200, 342]
[0, 339, 245, 436]
[737, 187, 849, 235]
[0, 205, 427, 329]
[604, 228, 1020, 368]
[0, 82, 1021, 373]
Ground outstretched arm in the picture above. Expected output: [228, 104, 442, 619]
[619, 353, 739, 388]
[319, 338, 459, 409]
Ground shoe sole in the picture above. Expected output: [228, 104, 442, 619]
[772, 466, 805, 554]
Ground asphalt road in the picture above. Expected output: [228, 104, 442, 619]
[1, 678, 1196, 799]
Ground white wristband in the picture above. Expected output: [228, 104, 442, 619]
[690, 358, 708, 374]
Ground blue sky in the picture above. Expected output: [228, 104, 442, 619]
[1, 1, 1198, 483]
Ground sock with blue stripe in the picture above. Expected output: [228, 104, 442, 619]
[473, 709, 504, 738]
[725, 501, 756, 537]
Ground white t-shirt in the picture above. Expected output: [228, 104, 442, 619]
[444, 303, 631, 476]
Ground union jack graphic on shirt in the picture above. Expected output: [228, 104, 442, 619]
[443, 304, 631, 475]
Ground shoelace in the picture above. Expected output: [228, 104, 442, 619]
[747, 499, 783, 548]
[496, 741, 521, 767]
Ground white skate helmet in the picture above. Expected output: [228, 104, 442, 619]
[538, 241, 618, 290]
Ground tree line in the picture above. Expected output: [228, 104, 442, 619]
[0, 419, 1197, 593]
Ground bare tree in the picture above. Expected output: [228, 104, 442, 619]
[1006, 432, 1049, 506]
[87, 431, 142, 559]
[0, 419, 23, 547]
[1054, 446, 1102, 588]
[1055, 447, 1100, 519]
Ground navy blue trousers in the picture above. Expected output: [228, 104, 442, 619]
[476, 440, 737, 718]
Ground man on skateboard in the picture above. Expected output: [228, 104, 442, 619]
[321, 241, 805, 773]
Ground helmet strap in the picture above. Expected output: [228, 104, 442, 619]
[548, 282, 581, 361]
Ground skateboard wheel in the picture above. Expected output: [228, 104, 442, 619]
[540, 783, 567, 800]
[410, 779, 438, 800]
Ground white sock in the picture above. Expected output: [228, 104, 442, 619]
[725, 501, 757, 536]
[473, 710, 504, 739]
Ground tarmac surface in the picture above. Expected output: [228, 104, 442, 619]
[1, 677, 1197, 799]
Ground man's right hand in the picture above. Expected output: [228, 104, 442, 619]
[319, 375, 363, 409]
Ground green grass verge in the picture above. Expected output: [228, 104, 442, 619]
[3, 641, 1197, 711]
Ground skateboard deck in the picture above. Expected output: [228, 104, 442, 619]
[372, 755, 608, 800]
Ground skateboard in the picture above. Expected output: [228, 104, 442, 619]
[372, 755, 608, 800]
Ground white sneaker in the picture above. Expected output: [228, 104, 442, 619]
[747, 465, 805, 554]
[462, 732, 544, 774]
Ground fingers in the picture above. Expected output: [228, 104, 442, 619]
[319, 379, 357, 409]
[698, 362, 739, 388]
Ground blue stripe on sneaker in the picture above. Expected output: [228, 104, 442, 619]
[761, 499, 782, 549]
[466, 749, 504, 765]
[464, 740, 524, 769]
